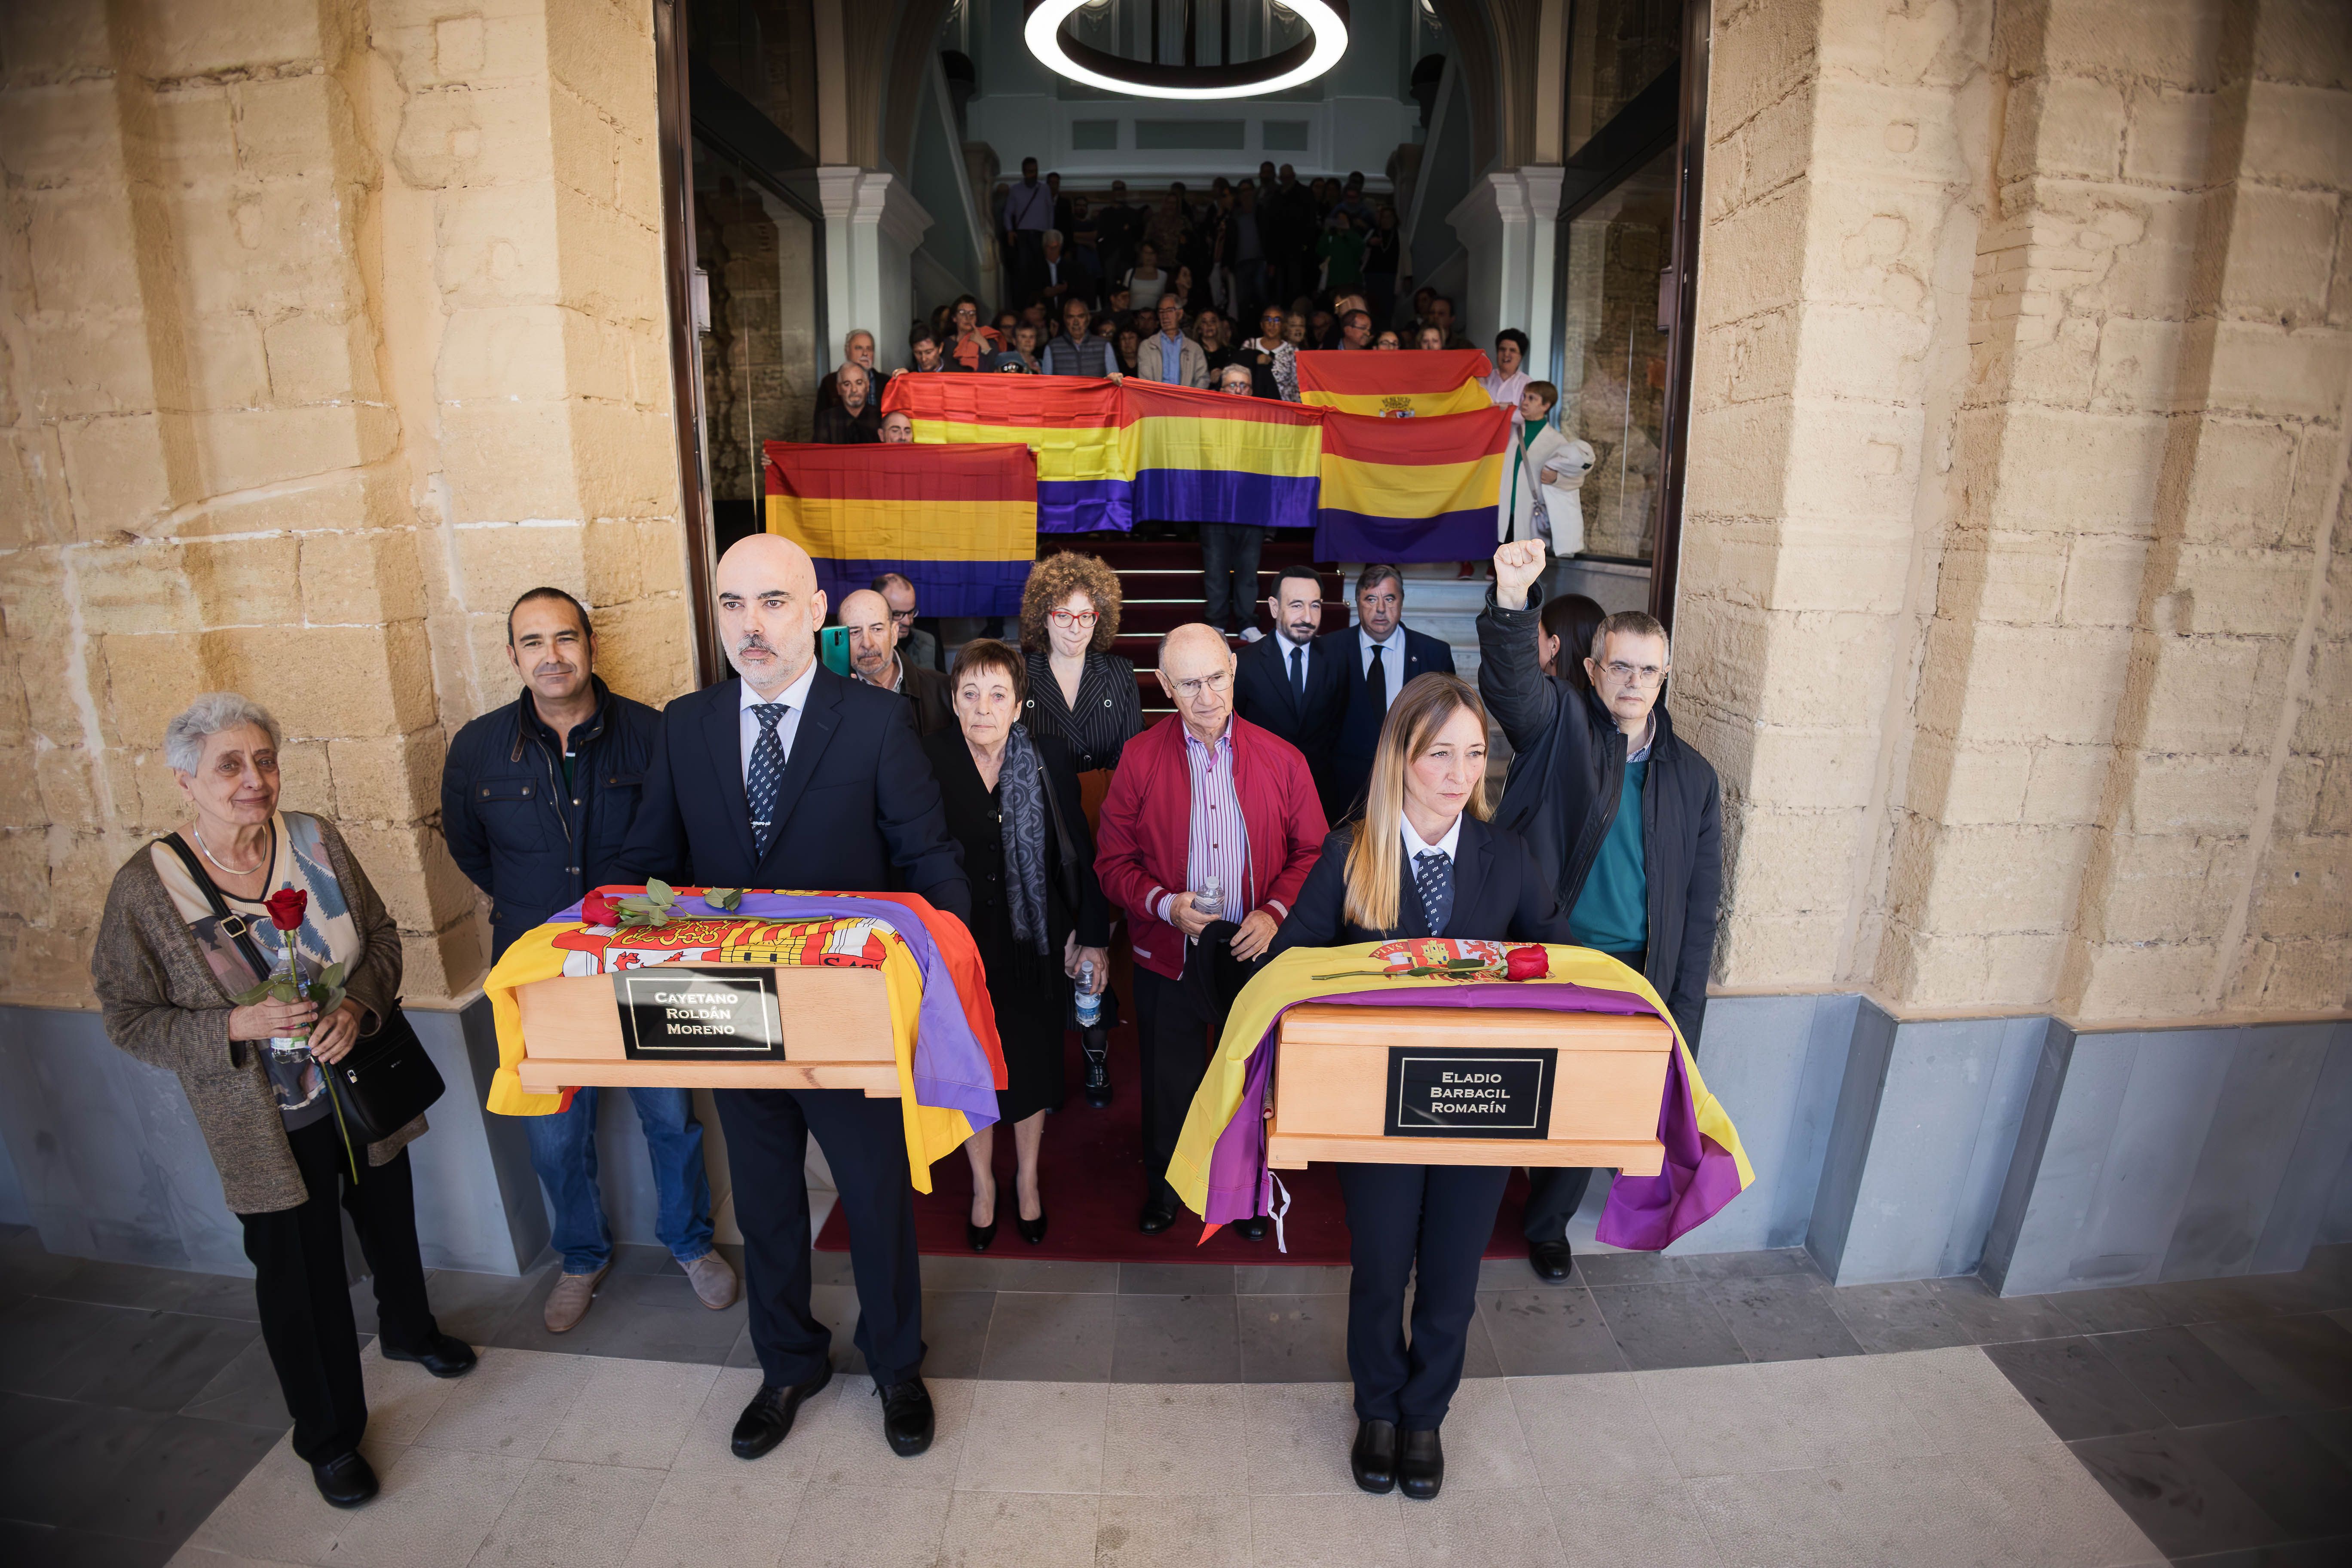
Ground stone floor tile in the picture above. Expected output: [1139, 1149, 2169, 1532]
[0, 1297, 152, 1399]
[1477, 1287, 1628, 1376]
[1671, 1247, 1824, 1283]
[468, 1457, 665, 1568]
[977, 1291, 1116, 1382]
[1244, 1491, 1406, 1568]
[325, 1445, 534, 1568]
[1235, 1265, 1349, 1296]
[1393, 1483, 1565, 1567]
[1240, 1381, 1360, 1496]
[179, 1339, 293, 1433]
[644, 1367, 766, 1477]
[1636, 1356, 1932, 1477]
[1683, 1467, 1874, 1568]
[937, 1490, 1100, 1568]
[2066, 1430, 2286, 1560]
[61, 1415, 284, 1547]
[1236, 1294, 1351, 1383]
[0, 1519, 178, 1566]
[0, 1229, 92, 1297]
[954, 1378, 1107, 1493]
[1572, 1251, 1684, 1286]
[1820, 1279, 1977, 1354]
[919, 1256, 1119, 1294]
[1507, 1371, 1673, 1498]
[1546, 1477, 1718, 1568]
[2180, 1414, 2352, 1541]
[1111, 1293, 1242, 1383]
[2165, 1542, 2352, 1568]
[488, 1270, 742, 1366]
[1928, 1276, 2086, 1344]
[1428, 1377, 1535, 1491]
[1478, 1254, 1566, 1291]
[354, 1340, 461, 1447]
[539, 1357, 719, 1469]
[76, 1312, 264, 1415]
[1872, 1344, 2068, 1453]
[2125, 1274, 2286, 1326]
[1703, 1272, 1865, 1363]
[2089, 1326, 2282, 1427]
[776, 1482, 951, 1568]
[619, 1469, 802, 1568]
[0, 1393, 164, 1528]
[1094, 1494, 1252, 1568]
[410, 1346, 583, 1457]
[811, 1374, 974, 1491]
[180, 1431, 398, 1565]
[2046, 1284, 2190, 1335]
[420, 1268, 542, 1348]
[918, 1289, 997, 1380]
[1587, 1282, 1748, 1372]
[2290, 1404, 2352, 1466]
[1980, 1336, 2172, 1441]
[1118, 1262, 1235, 1295]
[1100, 1382, 1249, 1495]
[1810, 1450, 2028, 1568]
[45, 1259, 263, 1323]
[2188, 1313, 2352, 1411]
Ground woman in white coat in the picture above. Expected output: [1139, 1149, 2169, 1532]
[1501, 381, 1596, 551]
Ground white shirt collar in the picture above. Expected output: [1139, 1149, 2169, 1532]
[1360, 624, 1402, 654]
[1402, 812, 1463, 862]
[741, 660, 818, 714]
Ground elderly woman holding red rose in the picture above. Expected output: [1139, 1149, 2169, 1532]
[91, 692, 475, 1510]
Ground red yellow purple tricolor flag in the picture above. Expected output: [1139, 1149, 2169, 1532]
[1315, 405, 1513, 563]
[1294, 348, 1496, 417]
[762, 439, 1036, 616]
[879, 374, 1131, 532]
[1121, 380, 1322, 533]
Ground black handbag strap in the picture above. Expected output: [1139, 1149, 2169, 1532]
[1036, 756, 1083, 912]
[160, 832, 278, 986]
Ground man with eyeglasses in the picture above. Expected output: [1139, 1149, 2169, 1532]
[1234, 565, 1348, 816]
[1242, 305, 1293, 400]
[870, 572, 939, 674]
[1095, 625, 1326, 1237]
[1479, 538, 1723, 1283]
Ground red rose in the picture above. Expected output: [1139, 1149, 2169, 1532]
[263, 888, 308, 931]
[581, 888, 625, 927]
[1505, 946, 1549, 981]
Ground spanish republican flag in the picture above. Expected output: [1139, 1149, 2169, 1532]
[763, 440, 1036, 616]
[1315, 405, 1512, 563]
[880, 372, 1131, 532]
[1122, 380, 1321, 531]
[1294, 348, 1495, 418]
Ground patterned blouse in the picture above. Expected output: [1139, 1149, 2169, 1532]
[1023, 649, 1144, 773]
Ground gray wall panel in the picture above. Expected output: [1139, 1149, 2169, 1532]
[1661, 994, 1848, 1255]
[1981, 1020, 2076, 1291]
[0, 1118, 26, 1226]
[2250, 1023, 2352, 1272]
[1938, 1017, 2047, 1277]
[2079, 1029, 2236, 1281]
[2162, 1024, 2333, 1280]
[1805, 997, 1894, 1278]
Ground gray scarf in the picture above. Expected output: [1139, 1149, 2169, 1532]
[998, 722, 1051, 955]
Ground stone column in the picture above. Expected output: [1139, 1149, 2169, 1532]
[818, 167, 935, 373]
[1445, 166, 1565, 360]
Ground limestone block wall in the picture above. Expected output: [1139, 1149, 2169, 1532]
[1678, 0, 2350, 1026]
[0, 0, 691, 1010]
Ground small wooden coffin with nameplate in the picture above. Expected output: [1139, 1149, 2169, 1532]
[1265, 1005, 1671, 1174]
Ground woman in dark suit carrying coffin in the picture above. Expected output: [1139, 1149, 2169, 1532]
[1268, 673, 1573, 1501]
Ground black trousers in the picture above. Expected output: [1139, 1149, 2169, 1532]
[1133, 964, 1218, 1208]
[1524, 944, 1645, 1243]
[238, 1116, 438, 1463]
[1199, 524, 1266, 631]
[714, 1087, 925, 1390]
[1337, 1161, 1509, 1428]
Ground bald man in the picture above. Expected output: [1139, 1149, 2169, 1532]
[837, 588, 951, 735]
[616, 533, 967, 1464]
[1093, 624, 1327, 1235]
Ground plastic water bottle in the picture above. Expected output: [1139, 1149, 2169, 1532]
[1197, 875, 1223, 921]
[1075, 960, 1102, 1028]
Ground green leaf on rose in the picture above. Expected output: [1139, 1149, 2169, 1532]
[705, 887, 743, 912]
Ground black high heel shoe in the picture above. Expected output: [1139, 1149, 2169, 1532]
[1017, 1211, 1048, 1245]
[968, 1185, 998, 1252]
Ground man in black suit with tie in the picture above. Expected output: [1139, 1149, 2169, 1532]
[616, 534, 970, 1464]
[1234, 565, 1350, 820]
[1324, 564, 1458, 820]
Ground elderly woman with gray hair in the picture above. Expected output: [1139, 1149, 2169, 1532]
[91, 692, 475, 1510]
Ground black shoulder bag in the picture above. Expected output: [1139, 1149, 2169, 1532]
[162, 835, 445, 1148]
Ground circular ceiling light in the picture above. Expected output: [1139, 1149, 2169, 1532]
[1024, 0, 1350, 101]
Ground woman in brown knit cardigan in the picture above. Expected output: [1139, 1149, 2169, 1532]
[91, 692, 475, 1509]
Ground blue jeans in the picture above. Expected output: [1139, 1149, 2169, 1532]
[525, 1087, 715, 1274]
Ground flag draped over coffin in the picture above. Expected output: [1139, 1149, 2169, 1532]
[1314, 405, 1513, 564]
[1166, 942, 1753, 1251]
[762, 439, 1037, 616]
[482, 890, 1007, 1195]
[1293, 348, 1496, 418]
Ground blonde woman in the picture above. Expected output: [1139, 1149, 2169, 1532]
[1267, 673, 1571, 1504]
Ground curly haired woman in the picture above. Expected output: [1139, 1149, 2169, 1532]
[1019, 551, 1143, 778]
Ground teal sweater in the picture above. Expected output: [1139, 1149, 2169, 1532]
[1569, 754, 1647, 955]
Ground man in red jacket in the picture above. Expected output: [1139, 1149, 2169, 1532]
[1096, 624, 1328, 1235]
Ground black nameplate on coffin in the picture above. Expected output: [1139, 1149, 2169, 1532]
[614, 968, 783, 1060]
[1385, 1047, 1557, 1139]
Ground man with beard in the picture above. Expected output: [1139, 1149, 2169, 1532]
[616, 534, 968, 1464]
[836, 588, 952, 735]
[1233, 565, 1349, 817]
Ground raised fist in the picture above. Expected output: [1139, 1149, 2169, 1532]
[1494, 539, 1549, 609]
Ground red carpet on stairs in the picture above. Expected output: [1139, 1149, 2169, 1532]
[815, 949, 1536, 1266]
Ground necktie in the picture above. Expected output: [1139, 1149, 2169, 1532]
[1413, 849, 1453, 935]
[746, 702, 789, 859]
[1367, 643, 1387, 711]
[1290, 645, 1305, 702]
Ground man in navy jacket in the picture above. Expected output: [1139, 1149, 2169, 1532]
[1325, 564, 1457, 819]
[614, 534, 968, 1466]
[442, 589, 736, 1333]
[1234, 564, 1350, 818]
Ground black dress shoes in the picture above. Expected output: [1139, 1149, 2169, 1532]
[1349, 1418, 1397, 1494]
[968, 1216, 998, 1252]
[1528, 1238, 1574, 1282]
[1017, 1211, 1048, 1245]
[731, 1366, 833, 1460]
[381, 1332, 478, 1378]
[1399, 1426, 1444, 1499]
[1233, 1216, 1269, 1241]
[1082, 1038, 1112, 1107]
[1138, 1197, 1179, 1234]
[311, 1449, 378, 1508]
[879, 1378, 935, 1456]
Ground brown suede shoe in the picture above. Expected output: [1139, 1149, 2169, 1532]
[684, 1251, 739, 1310]
[543, 1262, 610, 1332]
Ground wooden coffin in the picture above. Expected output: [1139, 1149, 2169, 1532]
[514, 963, 899, 1095]
[1265, 1004, 1670, 1174]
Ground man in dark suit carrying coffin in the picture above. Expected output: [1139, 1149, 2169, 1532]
[1234, 564, 1350, 820]
[1324, 564, 1458, 821]
[616, 533, 970, 1464]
